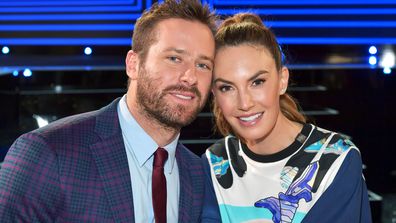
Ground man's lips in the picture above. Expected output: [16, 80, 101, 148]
[170, 91, 195, 100]
[163, 85, 201, 99]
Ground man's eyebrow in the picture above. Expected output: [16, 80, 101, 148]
[163, 47, 213, 64]
[163, 47, 186, 54]
[198, 55, 214, 64]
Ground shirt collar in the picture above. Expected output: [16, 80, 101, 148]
[117, 95, 178, 174]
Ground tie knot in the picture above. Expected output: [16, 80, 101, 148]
[153, 147, 168, 168]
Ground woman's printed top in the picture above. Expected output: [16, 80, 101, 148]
[204, 124, 372, 223]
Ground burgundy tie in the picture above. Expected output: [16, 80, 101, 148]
[152, 147, 168, 223]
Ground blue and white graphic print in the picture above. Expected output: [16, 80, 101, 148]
[254, 162, 319, 223]
[210, 152, 230, 178]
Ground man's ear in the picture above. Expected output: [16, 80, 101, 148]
[279, 67, 290, 95]
[125, 50, 139, 80]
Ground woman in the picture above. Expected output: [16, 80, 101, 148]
[202, 13, 372, 223]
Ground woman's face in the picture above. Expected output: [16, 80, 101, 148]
[212, 44, 289, 143]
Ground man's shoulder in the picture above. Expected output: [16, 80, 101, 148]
[176, 143, 200, 160]
[176, 143, 205, 174]
[33, 109, 99, 139]
[24, 98, 120, 146]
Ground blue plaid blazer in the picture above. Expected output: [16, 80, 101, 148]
[0, 98, 205, 222]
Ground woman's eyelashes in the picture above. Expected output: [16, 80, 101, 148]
[218, 84, 233, 92]
[216, 78, 265, 93]
[252, 78, 265, 86]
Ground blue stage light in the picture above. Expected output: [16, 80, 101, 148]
[369, 56, 377, 65]
[23, 68, 32, 77]
[84, 47, 92, 55]
[383, 67, 392, 75]
[0, 24, 134, 31]
[0, 5, 142, 13]
[2, 46, 9, 54]
[0, 38, 131, 46]
[369, 46, 377, 55]
[0, 14, 140, 21]
[12, 70, 18, 76]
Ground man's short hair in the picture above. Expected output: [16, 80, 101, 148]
[132, 0, 217, 64]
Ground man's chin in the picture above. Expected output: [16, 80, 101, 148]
[148, 105, 201, 129]
[169, 113, 199, 128]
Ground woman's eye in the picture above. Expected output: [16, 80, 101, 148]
[252, 79, 265, 86]
[219, 85, 232, 92]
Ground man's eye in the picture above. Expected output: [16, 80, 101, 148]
[168, 56, 181, 62]
[197, 63, 212, 70]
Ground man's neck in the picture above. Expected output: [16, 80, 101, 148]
[126, 97, 180, 147]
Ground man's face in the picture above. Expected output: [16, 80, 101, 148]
[133, 18, 215, 129]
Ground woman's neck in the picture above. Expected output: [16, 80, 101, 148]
[246, 115, 303, 155]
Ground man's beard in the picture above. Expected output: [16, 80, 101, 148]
[136, 67, 205, 130]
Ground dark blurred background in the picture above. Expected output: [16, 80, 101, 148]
[0, 0, 395, 222]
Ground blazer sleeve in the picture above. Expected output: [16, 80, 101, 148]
[0, 132, 63, 222]
[200, 154, 221, 223]
[302, 149, 373, 223]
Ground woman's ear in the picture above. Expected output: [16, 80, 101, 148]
[279, 67, 290, 95]
[125, 50, 140, 80]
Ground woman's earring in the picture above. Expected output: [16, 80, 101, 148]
[280, 88, 286, 94]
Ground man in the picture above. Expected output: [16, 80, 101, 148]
[0, 0, 218, 222]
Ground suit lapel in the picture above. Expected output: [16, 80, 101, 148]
[90, 99, 135, 223]
[176, 145, 193, 222]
